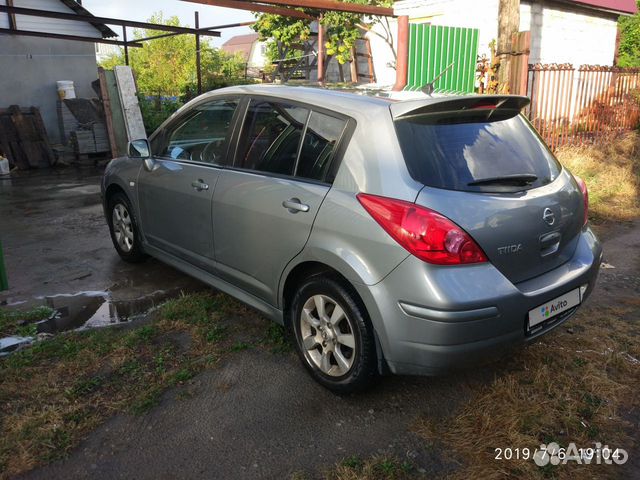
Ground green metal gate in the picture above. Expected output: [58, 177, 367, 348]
[406, 23, 479, 94]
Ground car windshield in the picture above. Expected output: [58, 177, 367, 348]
[394, 112, 562, 193]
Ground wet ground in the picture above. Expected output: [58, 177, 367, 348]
[0, 167, 205, 328]
[2, 167, 639, 479]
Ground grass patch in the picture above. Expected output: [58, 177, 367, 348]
[414, 302, 640, 479]
[557, 132, 640, 224]
[0, 291, 234, 478]
[328, 456, 416, 480]
[262, 323, 293, 353]
[0, 305, 54, 337]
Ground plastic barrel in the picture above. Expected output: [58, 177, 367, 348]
[57, 80, 76, 100]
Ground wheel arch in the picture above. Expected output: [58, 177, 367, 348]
[104, 182, 128, 203]
[279, 258, 390, 374]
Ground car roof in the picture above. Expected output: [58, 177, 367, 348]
[188, 85, 529, 123]
[200, 84, 394, 116]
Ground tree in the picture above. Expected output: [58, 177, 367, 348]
[252, 0, 395, 81]
[99, 12, 248, 97]
[618, 1, 640, 67]
[497, 0, 520, 92]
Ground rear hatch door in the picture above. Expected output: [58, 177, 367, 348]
[392, 96, 585, 284]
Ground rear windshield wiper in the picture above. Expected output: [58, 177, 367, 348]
[468, 174, 538, 187]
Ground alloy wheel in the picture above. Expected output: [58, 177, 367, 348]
[112, 203, 134, 253]
[299, 294, 357, 377]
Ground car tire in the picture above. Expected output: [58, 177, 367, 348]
[107, 192, 147, 263]
[290, 275, 377, 394]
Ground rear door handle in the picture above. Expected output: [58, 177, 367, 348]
[282, 198, 310, 213]
[191, 180, 209, 191]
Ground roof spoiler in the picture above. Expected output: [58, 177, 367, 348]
[390, 95, 531, 119]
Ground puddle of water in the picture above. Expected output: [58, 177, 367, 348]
[35, 289, 181, 334]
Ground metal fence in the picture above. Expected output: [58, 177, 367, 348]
[406, 23, 479, 93]
[526, 64, 640, 149]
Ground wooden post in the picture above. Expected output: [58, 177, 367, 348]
[509, 31, 530, 96]
[195, 11, 202, 95]
[317, 15, 325, 85]
[350, 47, 358, 83]
[98, 67, 119, 157]
[393, 15, 409, 91]
[497, 0, 520, 93]
[122, 26, 129, 66]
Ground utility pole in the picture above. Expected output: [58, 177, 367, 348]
[497, 0, 520, 93]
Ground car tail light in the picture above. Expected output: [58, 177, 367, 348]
[574, 176, 589, 226]
[357, 193, 488, 265]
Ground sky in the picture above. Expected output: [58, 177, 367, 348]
[82, 0, 255, 47]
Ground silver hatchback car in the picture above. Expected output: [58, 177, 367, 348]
[102, 85, 602, 393]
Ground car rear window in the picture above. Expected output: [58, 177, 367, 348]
[394, 112, 562, 192]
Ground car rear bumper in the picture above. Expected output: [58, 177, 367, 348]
[356, 227, 603, 376]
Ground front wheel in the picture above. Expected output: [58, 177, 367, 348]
[107, 192, 147, 263]
[290, 276, 377, 394]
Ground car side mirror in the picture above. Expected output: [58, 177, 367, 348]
[128, 139, 150, 159]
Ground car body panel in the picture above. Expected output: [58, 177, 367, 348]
[354, 226, 602, 374]
[137, 159, 221, 273]
[212, 169, 330, 305]
[414, 168, 585, 284]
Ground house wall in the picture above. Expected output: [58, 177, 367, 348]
[367, 19, 399, 86]
[520, 1, 619, 66]
[0, 36, 98, 144]
[248, 41, 267, 68]
[0, 0, 102, 38]
[395, 0, 500, 58]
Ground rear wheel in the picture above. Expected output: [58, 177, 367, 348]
[107, 192, 147, 263]
[291, 276, 377, 394]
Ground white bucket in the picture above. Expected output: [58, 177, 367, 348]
[0, 157, 9, 176]
[57, 80, 76, 100]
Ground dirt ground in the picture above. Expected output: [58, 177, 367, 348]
[1, 167, 638, 479]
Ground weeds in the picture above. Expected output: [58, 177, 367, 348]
[557, 132, 640, 224]
[0, 306, 54, 337]
[328, 456, 416, 480]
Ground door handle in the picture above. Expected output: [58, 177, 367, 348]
[540, 232, 561, 257]
[191, 180, 209, 191]
[282, 198, 310, 213]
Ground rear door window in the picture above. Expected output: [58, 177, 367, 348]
[394, 112, 562, 192]
[235, 100, 309, 176]
[295, 111, 347, 182]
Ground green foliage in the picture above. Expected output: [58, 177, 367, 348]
[252, 1, 393, 66]
[98, 11, 251, 132]
[0, 306, 53, 337]
[618, 1, 640, 67]
[99, 49, 124, 70]
[138, 95, 182, 135]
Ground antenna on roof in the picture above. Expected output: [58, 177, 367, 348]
[422, 62, 455, 95]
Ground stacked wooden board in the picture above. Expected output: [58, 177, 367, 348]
[0, 67, 144, 169]
[0, 106, 55, 170]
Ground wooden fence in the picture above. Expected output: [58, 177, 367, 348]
[525, 64, 640, 149]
